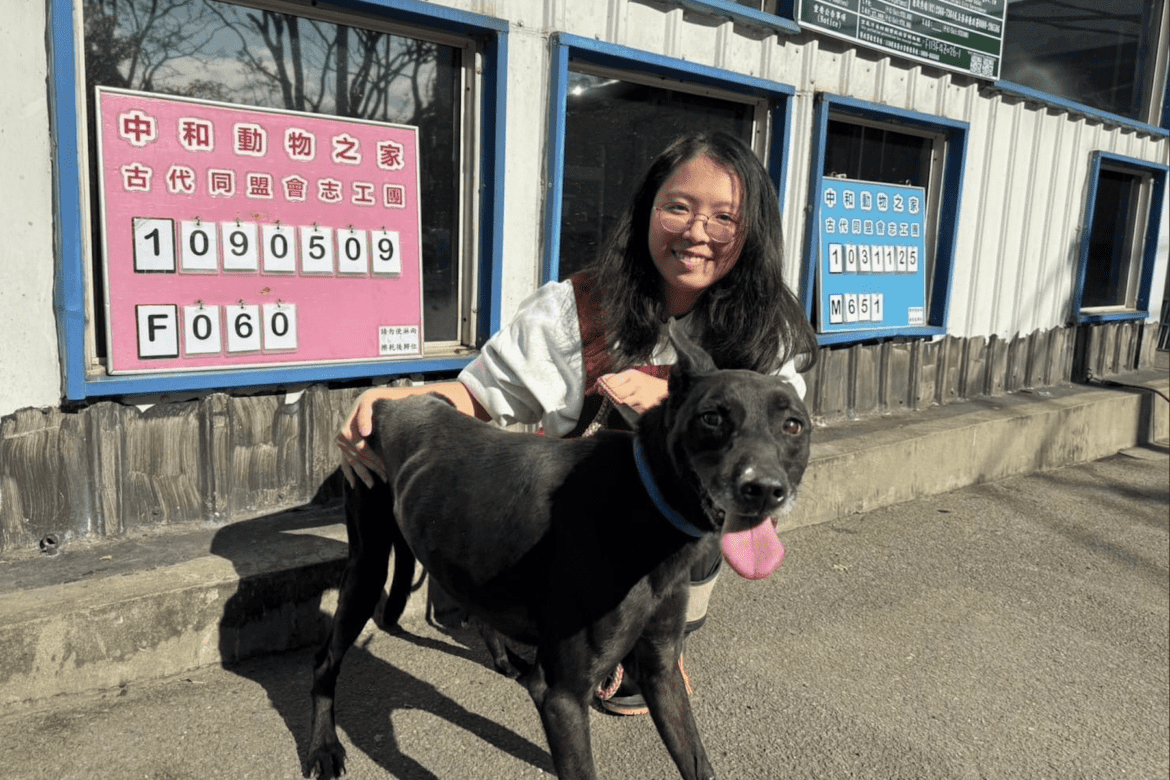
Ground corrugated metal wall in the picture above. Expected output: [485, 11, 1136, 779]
[491, 0, 1168, 342]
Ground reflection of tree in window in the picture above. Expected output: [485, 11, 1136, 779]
[83, 0, 463, 342]
[1001, 0, 1157, 121]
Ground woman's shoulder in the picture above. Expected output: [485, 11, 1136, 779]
[518, 275, 577, 313]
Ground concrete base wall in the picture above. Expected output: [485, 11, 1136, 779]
[782, 372, 1169, 533]
[1, 323, 1160, 557]
[1, 372, 1165, 705]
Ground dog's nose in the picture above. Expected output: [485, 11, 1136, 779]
[738, 474, 788, 513]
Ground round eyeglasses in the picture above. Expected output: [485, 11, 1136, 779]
[655, 204, 740, 243]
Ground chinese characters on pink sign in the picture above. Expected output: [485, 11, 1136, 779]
[96, 87, 423, 374]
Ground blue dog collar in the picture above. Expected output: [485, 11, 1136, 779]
[633, 440, 704, 538]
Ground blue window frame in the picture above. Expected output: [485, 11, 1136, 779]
[544, 33, 796, 283]
[1073, 152, 1167, 325]
[665, 1, 800, 34]
[802, 94, 968, 346]
[48, 0, 507, 401]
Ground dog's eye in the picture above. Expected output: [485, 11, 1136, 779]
[699, 411, 722, 427]
[782, 418, 803, 436]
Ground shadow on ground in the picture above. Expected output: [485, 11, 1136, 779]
[208, 474, 552, 778]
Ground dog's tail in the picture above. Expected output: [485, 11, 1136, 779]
[353, 417, 419, 631]
[381, 522, 417, 629]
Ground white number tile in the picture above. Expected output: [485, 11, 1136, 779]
[182, 304, 222, 355]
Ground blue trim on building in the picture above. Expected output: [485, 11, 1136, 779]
[69, 357, 474, 399]
[544, 33, 796, 283]
[802, 93, 968, 347]
[48, 0, 508, 399]
[1072, 152, 1168, 325]
[543, 42, 571, 285]
[815, 326, 946, 346]
[555, 34, 797, 101]
[800, 96, 831, 321]
[669, 0, 801, 34]
[48, 0, 88, 402]
[478, 31, 509, 344]
[770, 95, 794, 221]
[992, 81, 1169, 139]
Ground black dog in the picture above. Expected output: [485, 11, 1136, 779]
[307, 323, 811, 780]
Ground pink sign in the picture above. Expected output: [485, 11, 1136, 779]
[95, 87, 423, 374]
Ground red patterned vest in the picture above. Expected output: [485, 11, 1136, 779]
[564, 271, 671, 439]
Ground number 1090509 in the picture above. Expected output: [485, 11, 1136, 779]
[131, 217, 401, 276]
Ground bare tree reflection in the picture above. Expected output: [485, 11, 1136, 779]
[83, 0, 462, 342]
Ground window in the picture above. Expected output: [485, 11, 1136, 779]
[53, 0, 506, 398]
[559, 72, 755, 279]
[803, 96, 967, 344]
[1000, 0, 1168, 126]
[1074, 153, 1167, 322]
[545, 34, 795, 283]
[823, 121, 935, 190]
[83, 0, 464, 343]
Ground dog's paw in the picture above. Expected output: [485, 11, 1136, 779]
[306, 741, 347, 779]
[491, 656, 523, 679]
[381, 620, 408, 636]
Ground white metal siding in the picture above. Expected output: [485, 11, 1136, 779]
[444, 0, 1168, 340]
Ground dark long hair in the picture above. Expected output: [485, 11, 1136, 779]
[592, 131, 817, 374]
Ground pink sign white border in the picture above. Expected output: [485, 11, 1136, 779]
[95, 86, 425, 375]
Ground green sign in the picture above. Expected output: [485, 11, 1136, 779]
[798, 0, 1007, 80]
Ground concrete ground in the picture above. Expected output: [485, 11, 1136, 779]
[0, 445, 1165, 779]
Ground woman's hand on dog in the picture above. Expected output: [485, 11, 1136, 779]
[596, 370, 669, 414]
[338, 388, 395, 488]
[337, 381, 489, 489]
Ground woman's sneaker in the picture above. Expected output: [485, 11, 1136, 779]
[596, 653, 693, 716]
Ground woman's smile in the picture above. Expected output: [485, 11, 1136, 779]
[648, 154, 744, 316]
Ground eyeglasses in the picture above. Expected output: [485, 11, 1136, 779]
[655, 203, 740, 243]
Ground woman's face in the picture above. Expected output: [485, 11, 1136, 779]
[648, 154, 745, 316]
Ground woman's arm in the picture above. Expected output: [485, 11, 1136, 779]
[336, 380, 490, 488]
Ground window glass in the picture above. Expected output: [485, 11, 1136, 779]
[1083, 168, 1144, 309]
[1001, 0, 1163, 122]
[823, 120, 932, 189]
[82, 0, 464, 344]
[559, 72, 753, 280]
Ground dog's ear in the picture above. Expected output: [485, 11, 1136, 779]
[667, 320, 717, 393]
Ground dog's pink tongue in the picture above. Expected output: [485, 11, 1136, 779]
[721, 519, 785, 580]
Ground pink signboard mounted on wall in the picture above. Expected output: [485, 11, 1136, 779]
[95, 87, 423, 374]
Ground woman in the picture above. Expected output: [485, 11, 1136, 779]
[337, 130, 816, 714]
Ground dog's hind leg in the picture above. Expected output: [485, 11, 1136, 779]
[477, 620, 522, 678]
[307, 480, 396, 780]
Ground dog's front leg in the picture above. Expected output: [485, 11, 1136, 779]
[636, 635, 716, 780]
[520, 658, 600, 780]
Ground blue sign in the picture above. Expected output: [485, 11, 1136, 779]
[817, 179, 927, 334]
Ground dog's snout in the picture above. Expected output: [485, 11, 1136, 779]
[738, 473, 788, 512]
